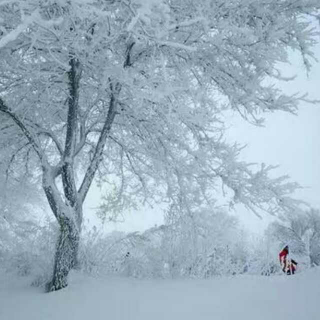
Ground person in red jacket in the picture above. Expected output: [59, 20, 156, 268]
[279, 245, 289, 273]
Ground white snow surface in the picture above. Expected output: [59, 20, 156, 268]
[1, 268, 319, 320]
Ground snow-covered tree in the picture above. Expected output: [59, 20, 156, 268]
[0, 0, 319, 290]
[80, 211, 246, 279]
[267, 209, 320, 267]
[161, 209, 246, 277]
[0, 161, 45, 263]
[244, 233, 280, 275]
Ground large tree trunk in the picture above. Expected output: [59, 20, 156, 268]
[42, 159, 84, 292]
[45, 56, 83, 292]
[46, 216, 80, 292]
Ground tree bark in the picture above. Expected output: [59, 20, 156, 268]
[43, 172, 82, 292]
[45, 56, 83, 292]
[46, 216, 80, 292]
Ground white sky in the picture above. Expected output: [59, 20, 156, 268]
[227, 44, 320, 233]
[84, 42, 320, 235]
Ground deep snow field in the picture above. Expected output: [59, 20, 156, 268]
[1, 268, 319, 320]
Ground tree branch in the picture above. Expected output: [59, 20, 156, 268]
[64, 57, 82, 161]
[38, 130, 63, 155]
[5, 142, 31, 181]
[24, 119, 64, 156]
[62, 57, 82, 207]
[0, 97, 47, 165]
[78, 83, 121, 203]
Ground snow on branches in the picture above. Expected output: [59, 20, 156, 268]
[0, 0, 319, 289]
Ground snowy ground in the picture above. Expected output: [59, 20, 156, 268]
[1, 268, 319, 320]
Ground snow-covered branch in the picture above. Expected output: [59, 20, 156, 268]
[78, 83, 121, 203]
[0, 97, 47, 166]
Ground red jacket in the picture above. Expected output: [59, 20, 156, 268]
[279, 248, 288, 268]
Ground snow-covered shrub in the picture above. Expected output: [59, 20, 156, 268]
[80, 226, 167, 278]
[79, 228, 128, 275]
[80, 210, 252, 279]
[0, 215, 57, 286]
[244, 235, 281, 276]
[159, 209, 249, 278]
